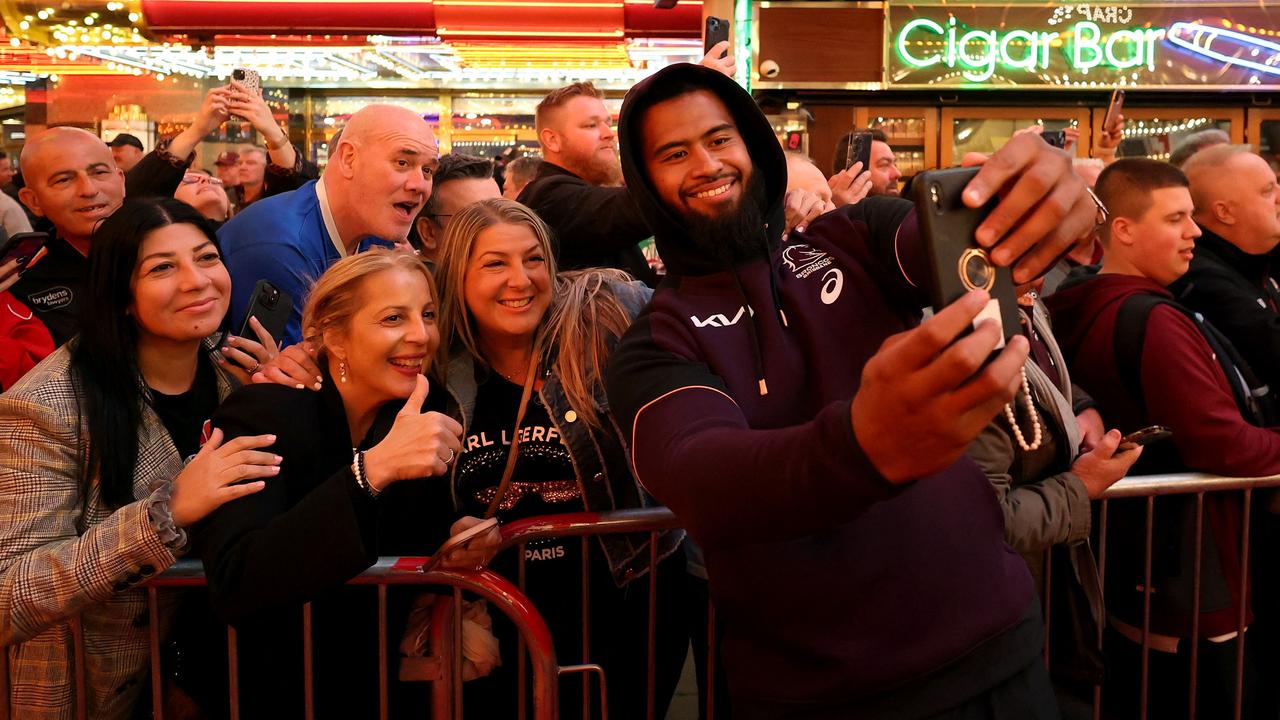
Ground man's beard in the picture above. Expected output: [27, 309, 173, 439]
[871, 181, 899, 197]
[567, 145, 623, 187]
[680, 172, 770, 267]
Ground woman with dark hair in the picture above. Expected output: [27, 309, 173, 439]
[0, 197, 281, 719]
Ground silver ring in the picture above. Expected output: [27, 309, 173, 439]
[444, 448, 456, 464]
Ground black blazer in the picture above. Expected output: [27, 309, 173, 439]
[195, 371, 455, 719]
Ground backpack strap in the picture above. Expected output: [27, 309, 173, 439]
[1115, 293, 1276, 426]
[1112, 294, 1165, 411]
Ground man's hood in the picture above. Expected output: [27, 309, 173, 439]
[618, 63, 786, 277]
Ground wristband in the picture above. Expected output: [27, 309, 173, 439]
[267, 131, 290, 151]
[352, 450, 380, 498]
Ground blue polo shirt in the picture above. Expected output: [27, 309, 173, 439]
[219, 180, 399, 346]
[218, 180, 335, 346]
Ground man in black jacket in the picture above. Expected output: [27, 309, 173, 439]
[518, 80, 659, 285]
[1173, 144, 1280, 389]
[12, 86, 250, 346]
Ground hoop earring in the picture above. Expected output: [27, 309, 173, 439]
[339, 360, 348, 383]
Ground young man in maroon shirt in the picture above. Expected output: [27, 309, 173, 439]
[1047, 158, 1280, 717]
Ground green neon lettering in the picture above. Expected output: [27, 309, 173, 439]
[1104, 28, 1144, 69]
[999, 29, 1039, 70]
[893, 17, 1166, 77]
[946, 16, 958, 67]
[1073, 21, 1103, 70]
[957, 28, 997, 81]
[897, 18, 944, 67]
[1145, 27, 1164, 71]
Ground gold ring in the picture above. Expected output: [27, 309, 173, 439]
[958, 248, 996, 292]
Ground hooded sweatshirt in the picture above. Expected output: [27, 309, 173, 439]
[605, 63, 1037, 713]
[1046, 272, 1280, 637]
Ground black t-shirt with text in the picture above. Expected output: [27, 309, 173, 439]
[149, 353, 220, 462]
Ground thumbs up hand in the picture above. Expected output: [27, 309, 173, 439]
[363, 375, 464, 491]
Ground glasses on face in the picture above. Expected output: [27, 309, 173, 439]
[181, 174, 224, 187]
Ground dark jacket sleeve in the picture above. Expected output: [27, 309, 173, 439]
[195, 385, 379, 624]
[605, 310, 900, 549]
[261, 145, 317, 200]
[124, 142, 192, 199]
[520, 175, 653, 263]
[1180, 265, 1280, 393]
[828, 197, 932, 311]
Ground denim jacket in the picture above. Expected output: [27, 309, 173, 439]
[443, 279, 683, 587]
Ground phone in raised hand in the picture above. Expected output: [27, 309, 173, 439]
[704, 16, 730, 58]
[844, 130, 873, 172]
[914, 166, 1021, 347]
[1103, 88, 1125, 131]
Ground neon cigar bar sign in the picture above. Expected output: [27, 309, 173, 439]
[887, 4, 1280, 89]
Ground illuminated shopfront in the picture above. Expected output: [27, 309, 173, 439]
[753, 1, 1280, 179]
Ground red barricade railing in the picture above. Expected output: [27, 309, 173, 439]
[5, 475, 1279, 719]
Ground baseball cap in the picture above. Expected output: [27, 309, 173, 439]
[106, 133, 144, 151]
[215, 150, 240, 166]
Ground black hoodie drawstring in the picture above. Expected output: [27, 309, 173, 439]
[731, 225, 795, 397]
[729, 265, 770, 396]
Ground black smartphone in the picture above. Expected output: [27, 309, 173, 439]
[1103, 88, 1125, 130]
[0, 231, 49, 274]
[914, 166, 1021, 345]
[704, 16, 729, 57]
[844, 130, 873, 172]
[1042, 130, 1067, 149]
[237, 279, 292, 344]
[1119, 425, 1172, 449]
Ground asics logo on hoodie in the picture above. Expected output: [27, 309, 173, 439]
[783, 243, 844, 305]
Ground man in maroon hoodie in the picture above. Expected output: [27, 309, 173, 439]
[607, 64, 1099, 718]
[1046, 158, 1280, 718]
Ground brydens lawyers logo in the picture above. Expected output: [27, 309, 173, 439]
[26, 286, 73, 311]
[782, 244, 843, 305]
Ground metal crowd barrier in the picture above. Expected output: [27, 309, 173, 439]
[1084, 473, 1280, 720]
[4, 475, 1279, 720]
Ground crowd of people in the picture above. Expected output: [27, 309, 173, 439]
[2, 39, 1279, 720]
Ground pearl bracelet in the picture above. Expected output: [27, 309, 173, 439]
[352, 450, 381, 499]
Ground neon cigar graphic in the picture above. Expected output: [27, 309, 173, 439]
[1166, 21, 1280, 77]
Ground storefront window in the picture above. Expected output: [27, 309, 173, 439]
[307, 95, 442, 166]
[868, 115, 927, 177]
[1117, 117, 1232, 162]
[952, 117, 1077, 158]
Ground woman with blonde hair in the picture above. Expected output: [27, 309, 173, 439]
[433, 197, 688, 719]
[197, 248, 464, 718]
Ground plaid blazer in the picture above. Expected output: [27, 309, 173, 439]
[0, 342, 234, 720]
